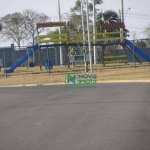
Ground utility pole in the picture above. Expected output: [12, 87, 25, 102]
[86, 0, 93, 72]
[92, 0, 97, 64]
[120, 0, 124, 45]
[121, 0, 124, 22]
[58, 0, 63, 66]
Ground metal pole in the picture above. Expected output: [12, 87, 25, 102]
[93, 0, 97, 64]
[27, 48, 29, 68]
[120, 0, 124, 47]
[4, 50, 7, 78]
[121, 0, 124, 22]
[132, 40, 136, 68]
[86, 0, 93, 72]
[46, 46, 50, 75]
[81, 0, 88, 72]
[33, 50, 35, 63]
[48, 48, 50, 75]
[58, 0, 63, 66]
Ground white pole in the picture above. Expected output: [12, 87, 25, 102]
[81, 0, 87, 72]
[86, 0, 93, 72]
[121, 0, 124, 22]
[93, 0, 97, 64]
[81, 0, 85, 43]
[58, 0, 63, 65]
[120, 0, 124, 44]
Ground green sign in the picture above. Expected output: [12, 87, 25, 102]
[65, 73, 97, 88]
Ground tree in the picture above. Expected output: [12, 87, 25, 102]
[143, 24, 150, 39]
[143, 24, 150, 47]
[103, 10, 119, 23]
[0, 23, 2, 32]
[0, 12, 27, 49]
[131, 31, 139, 40]
[70, 0, 103, 14]
[96, 10, 120, 31]
[70, 0, 81, 12]
[0, 10, 50, 48]
[63, 0, 103, 69]
[135, 41, 147, 48]
[61, 0, 103, 65]
[23, 9, 50, 46]
[67, 14, 83, 44]
[64, 0, 103, 53]
[95, 0, 103, 4]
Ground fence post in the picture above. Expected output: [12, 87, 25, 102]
[132, 40, 136, 68]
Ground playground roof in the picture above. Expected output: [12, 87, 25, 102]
[37, 22, 66, 28]
[100, 22, 125, 30]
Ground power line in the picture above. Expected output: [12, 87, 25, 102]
[127, 13, 150, 17]
[126, 11, 150, 16]
[126, 26, 145, 29]
[117, 11, 150, 19]
[118, 11, 150, 16]
[125, 16, 150, 19]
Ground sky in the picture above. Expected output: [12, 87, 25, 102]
[0, 0, 150, 47]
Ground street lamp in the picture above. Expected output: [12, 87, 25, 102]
[125, 7, 131, 20]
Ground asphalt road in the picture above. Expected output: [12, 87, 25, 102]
[0, 83, 150, 150]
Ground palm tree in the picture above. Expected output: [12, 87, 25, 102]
[103, 10, 119, 23]
[97, 10, 119, 24]
[96, 10, 120, 32]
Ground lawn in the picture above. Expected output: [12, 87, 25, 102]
[0, 63, 150, 86]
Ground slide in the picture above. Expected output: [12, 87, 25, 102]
[4, 43, 38, 73]
[125, 39, 150, 62]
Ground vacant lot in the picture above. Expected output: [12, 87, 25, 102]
[0, 63, 150, 86]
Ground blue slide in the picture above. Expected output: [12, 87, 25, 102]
[4, 44, 38, 73]
[125, 39, 150, 62]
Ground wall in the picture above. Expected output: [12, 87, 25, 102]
[0, 44, 149, 68]
[0, 45, 67, 68]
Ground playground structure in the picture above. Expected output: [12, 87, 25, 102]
[37, 22, 126, 45]
[4, 21, 150, 73]
[36, 21, 150, 65]
[99, 22, 127, 66]
[4, 44, 38, 73]
[36, 22, 68, 70]
[36, 21, 127, 69]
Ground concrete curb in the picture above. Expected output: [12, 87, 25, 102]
[0, 83, 65, 88]
[97, 80, 150, 83]
[0, 80, 150, 88]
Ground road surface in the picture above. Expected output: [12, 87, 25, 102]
[0, 83, 150, 150]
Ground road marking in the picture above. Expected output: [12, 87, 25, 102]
[37, 123, 42, 125]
